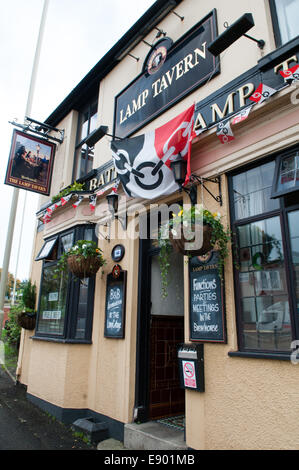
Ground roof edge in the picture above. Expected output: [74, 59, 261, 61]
[45, 0, 183, 127]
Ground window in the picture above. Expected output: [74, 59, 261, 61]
[35, 225, 96, 342]
[271, 150, 299, 198]
[229, 155, 299, 355]
[270, 0, 299, 46]
[73, 97, 98, 180]
[288, 210, 299, 317]
[35, 237, 58, 261]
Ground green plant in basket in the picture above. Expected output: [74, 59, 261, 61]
[22, 279, 36, 310]
[51, 181, 85, 203]
[158, 205, 231, 298]
[14, 279, 37, 331]
[56, 240, 106, 278]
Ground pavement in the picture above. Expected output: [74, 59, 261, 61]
[0, 364, 129, 451]
[0, 365, 97, 450]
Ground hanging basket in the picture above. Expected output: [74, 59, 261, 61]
[169, 223, 213, 257]
[17, 311, 36, 330]
[67, 254, 103, 278]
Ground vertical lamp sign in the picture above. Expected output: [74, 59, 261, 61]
[5, 130, 55, 195]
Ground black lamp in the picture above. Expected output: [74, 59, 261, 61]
[106, 192, 119, 216]
[170, 153, 197, 205]
[170, 153, 187, 191]
[84, 125, 109, 147]
[106, 192, 127, 230]
[207, 13, 265, 56]
[170, 153, 222, 206]
[84, 126, 123, 147]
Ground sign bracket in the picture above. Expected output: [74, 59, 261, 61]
[192, 174, 222, 206]
[184, 175, 222, 206]
[9, 116, 64, 144]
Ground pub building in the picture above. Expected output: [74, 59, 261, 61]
[16, 0, 299, 450]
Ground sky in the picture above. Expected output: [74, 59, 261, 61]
[0, 0, 154, 282]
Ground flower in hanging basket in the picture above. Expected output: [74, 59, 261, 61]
[16, 280, 37, 330]
[169, 221, 213, 257]
[158, 205, 231, 298]
[56, 240, 106, 278]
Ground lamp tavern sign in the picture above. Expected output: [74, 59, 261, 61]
[119, 44, 206, 126]
[90, 40, 299, 192]
[114, 10, 219, 139]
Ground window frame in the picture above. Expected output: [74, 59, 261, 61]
[72, 97, 98, 181]
[35, 236, 58, 261]
[269, 0, 299, 47]
[269, 0, 283, 47]
[228, 155, 299, 358]
[34, 224, 97, 343]
[271, 149, 299, 199]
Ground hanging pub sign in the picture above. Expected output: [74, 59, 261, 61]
[5, 130, 55, 196]
[114, 9, 219, 138]
[104, 267, 127, 339]
[189, 251, 226, 343]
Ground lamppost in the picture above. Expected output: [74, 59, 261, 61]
[0, 0, 49, 336]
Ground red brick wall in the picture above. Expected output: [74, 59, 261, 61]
[2, 306, 10, 328]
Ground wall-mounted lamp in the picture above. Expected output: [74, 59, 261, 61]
[170, 153, 187, 189]
[106, 192, 127, 231]
[207, 13, 265, 56]
[170, 153, 222, 206]
[84, 125, 108, 147]
[83, 125, 122, 148]
[107, 192, 119, 215]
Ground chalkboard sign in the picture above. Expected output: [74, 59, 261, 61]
[104, 269, 127, 338]
[189, 251, 226, 343]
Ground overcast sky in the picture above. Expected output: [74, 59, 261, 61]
[0, 0, 154, 282]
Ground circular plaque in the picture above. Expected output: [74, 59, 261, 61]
[143, 37, 173, 75]
[111, 244, 125, 262]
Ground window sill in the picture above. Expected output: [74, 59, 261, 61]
[30, 335, 92, 345]
[228, 350, 291, 361]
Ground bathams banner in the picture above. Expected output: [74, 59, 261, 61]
[5, 130, 55, 196]
[114, 10, 219, 139]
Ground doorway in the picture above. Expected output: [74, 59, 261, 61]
[135, 230, 185, 423]
[149, 251, 185, 419]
